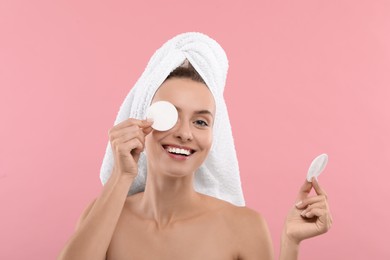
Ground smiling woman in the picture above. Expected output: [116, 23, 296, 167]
[145, 76, 215, 178]
[57, 32, 332, 260]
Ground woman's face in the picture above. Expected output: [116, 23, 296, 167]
[145, 77, 215, 177]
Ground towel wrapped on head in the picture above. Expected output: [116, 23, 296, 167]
[100, 32, 245, 207]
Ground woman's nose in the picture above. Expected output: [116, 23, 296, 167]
[173, 120, 193, 142]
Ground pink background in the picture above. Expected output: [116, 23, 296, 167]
[1, 0, 389, 259]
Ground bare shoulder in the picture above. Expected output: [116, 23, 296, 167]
[221, 203, 269, 234]
[232, 206, 268, 229]
[203, 195, 264, 221]
[200, 195, 271, 235]
[220, 203, 274, 260]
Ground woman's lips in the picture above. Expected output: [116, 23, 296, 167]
[161, 144, 195, 161]
[165, 151, 189, 161]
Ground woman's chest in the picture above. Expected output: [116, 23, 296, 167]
[107, 213, 239, 260]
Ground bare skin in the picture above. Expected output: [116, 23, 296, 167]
[58, 78, 332, 260]
[107, 192, 273, 260]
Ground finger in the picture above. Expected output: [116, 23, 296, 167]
[111, 118, 152, 132]
[140, 118, 154, 136]
[129, 139, 144, 158]
[302, 208, 333, 235]
[312, 177, 328, 198]
[296, 179, 313, 203]
[142, 125, 153, 136]
[302, 207, 326, 219]
[303, 207, 333, 230]
[116, 138, 143, 156]
[114, 129, 145, 148]
[110, 126, 147, 154]
[299, 201, 327, 216]
[109, 125, 140, 143]
[111, 121, 151, 140]
[296, 195, 328, 209]
[141, 118, 154, 127]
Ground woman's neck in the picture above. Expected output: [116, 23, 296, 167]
[137, 169, 202, 229]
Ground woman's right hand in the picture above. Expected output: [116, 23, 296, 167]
[108, 118, 153, 179]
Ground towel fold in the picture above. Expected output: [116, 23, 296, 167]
[99, 32, 245, 206]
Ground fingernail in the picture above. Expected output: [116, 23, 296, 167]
[146, 117, 154, 123]
[301, 210, 307, 216]
[305, 212, 312, 218]
[295, 201, 302, 207]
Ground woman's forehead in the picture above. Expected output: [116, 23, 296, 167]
[152, 78, 216, 113]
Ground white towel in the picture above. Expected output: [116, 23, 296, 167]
[99, 32, 245, 207]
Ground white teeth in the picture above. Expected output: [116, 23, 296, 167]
[166, 146, 191, 156]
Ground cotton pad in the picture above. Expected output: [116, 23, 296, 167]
[306, 154, 328, 182]
[146, 101, 178, 131]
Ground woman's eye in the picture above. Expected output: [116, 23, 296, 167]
[194, 120, 208, 127]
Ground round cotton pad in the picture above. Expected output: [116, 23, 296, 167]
[146, 101, 178, 131]
[306, 154, 328, 182]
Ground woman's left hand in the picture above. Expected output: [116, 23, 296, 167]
[283, 177, 333, 244]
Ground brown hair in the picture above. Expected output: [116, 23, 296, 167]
[164, 61, 206, 85]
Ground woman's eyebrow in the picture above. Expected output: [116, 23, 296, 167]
[175, 106, 214, 118]
[195, 110, 214, 118]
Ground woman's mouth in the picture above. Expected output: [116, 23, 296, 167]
[162, 145, 195, 160]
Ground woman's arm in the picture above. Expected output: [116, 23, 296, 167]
[58, 118, 153, 260]
[57, 172, 134, 260]
[279, 178, 333, 260]
[279, 232, 299, 260]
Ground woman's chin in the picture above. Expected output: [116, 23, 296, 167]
[165, 170, 193, 178]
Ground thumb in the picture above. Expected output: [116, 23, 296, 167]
[141, 119, 154, 136]
[295, 179, 313, 203]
